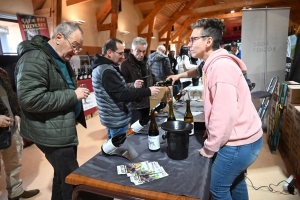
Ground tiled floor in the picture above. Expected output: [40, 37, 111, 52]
[0, 115, 299, 200]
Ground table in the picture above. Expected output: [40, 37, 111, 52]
[66, 100, 211, 200]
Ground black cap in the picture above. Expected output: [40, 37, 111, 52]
[231, 42, 238, 47]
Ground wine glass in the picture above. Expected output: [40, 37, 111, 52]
[80, 84, 87, 103]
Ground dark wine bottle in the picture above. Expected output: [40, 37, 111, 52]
[77, 68, 82, 80]
[130, 102, 167, 132]
[184, 100, 194, 135]
[148, 109, 160, 152]
[101, 133, 127, 156]
[167, 101, 176, 121]
[82, 67, 87, 79]
[156, 79, 172, 86]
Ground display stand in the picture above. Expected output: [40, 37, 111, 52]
[78, 79, 97, 116]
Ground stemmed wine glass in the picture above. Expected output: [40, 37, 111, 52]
[80, 84, 88, 103]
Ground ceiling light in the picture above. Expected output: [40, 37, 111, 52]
[151, 36, 155, 39]
[121, 31, 130, 35]
[75, 19, 85, 24]
[231, 10, 235, 13]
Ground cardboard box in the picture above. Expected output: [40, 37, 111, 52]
[294, 106, 300, 125]
[275, 81, 299, 96]
[149, 86, 172, 113]
[287, 85, 300, 103]
[284, 114, 294, 139]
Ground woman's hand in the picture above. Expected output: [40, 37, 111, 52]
[0, 115, 14, 128]
[166, 75, 180, 85]
[199, 148, 214, 158]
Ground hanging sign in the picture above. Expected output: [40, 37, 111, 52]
[16, 13, 50, 41]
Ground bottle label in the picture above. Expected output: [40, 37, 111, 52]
[102, 139, 117, 154]
[131, 121, 144, 132]
[148, 135, 160, 150]
[189, 122, 194, 136]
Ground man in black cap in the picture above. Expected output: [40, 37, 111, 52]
[231, 41, 241, 59]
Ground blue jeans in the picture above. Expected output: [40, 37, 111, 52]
[210, 137, 263, 200]
[106, 125, 128, 140]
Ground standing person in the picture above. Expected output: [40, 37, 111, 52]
[15, 21, 89, 200]
[168, 50, 177, 75]
[0, 68, 39, 200]
[92, 38, 160, 139]
[147, 45, 173, 81]
[175, 45, 197, 88]
[167, 18, 263, 200]
[120, 37, 158, 124]
[231, 41, 241, 59]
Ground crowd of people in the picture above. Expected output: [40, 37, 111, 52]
[0, 18, 261, 200]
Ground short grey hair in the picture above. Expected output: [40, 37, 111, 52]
[51, 21, 83, 39]
[131, 37, 148, 50]
[157, 45, 166, 53]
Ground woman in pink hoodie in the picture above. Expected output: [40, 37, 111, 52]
[168, 18, 263, 200]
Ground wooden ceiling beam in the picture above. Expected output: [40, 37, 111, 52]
[96, 0, 112, 24]
[110, 0, 120, 38]
[158, 0, 196, 39]
[34, 8, 51, 17]
[146, 18, 155, 55]
[181, 0, 283, 15]
[66, 0, 91, 6]
[137, 1, 166, 34]
[170, 12, 242, 41]
[182, 29, 193, 43]
[32, 0, 47, 10]
[134, 0, 191, 6]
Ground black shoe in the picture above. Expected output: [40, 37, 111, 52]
[8, 189, 40, 200]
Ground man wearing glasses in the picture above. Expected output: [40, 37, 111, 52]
[92, 38, 160, 139]
[120, 37, 158, 124]
[15, 21, 89, 200]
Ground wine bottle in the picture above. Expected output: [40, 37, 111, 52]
[83, 67, 87, 79]
[156, 79, 172, 86]
[167, 100, 176, 121]
[148, 109, 160, 152]
[101, 132, 127, 156]
[130, 102, 167, 132]
[77, 68, 82, 80]
[184, 100, 194, 135]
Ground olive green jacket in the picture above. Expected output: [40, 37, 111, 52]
[15, 35, 86, 147]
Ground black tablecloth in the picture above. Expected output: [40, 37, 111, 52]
[73, 100, 211, 200]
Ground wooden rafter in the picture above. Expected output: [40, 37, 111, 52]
[32, 0, 47, 10]
[146, 18, 155, 55]
[134, 0, 192, 5]
[96, 0, 112, 27]
[158, 0, 195, 39]
[137, 1, 166, 34]
[181, 0, 283, 15]
[66, 0, 91, 6]
[34, 8, 52, 17]
[110, 0, 120, 38]
[171, 12, 242, 42]
[50, 0, 62, 34]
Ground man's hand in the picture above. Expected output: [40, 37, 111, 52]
[0, 115, 14, 128]
[75, 88, 90, 100]
[15, 116, 21, 124]
[149, 86, 160, 96]
[167, 75, 180, 85]
[134, 80, 144, 88]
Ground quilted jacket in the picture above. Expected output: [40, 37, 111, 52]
[15, 35, 86, 147]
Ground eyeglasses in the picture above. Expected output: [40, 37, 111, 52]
[61, 33, 83, 53]
[189, 35, 209, 45]
[112, 51, 125, 56]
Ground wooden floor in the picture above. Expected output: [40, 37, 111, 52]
[0, 115, 299, 200]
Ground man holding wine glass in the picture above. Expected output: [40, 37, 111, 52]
[92, 38, 160, 140]
[15, 21, 88, 200]
[167, 18, 263, 200]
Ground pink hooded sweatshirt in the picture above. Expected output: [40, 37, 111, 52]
[202, 49, 263, 157]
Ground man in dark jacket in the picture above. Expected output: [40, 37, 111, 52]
[147, 45, 173, 81]
[120, 37, 158, 124]
[168, 50, 177, 74]
[92, 38, 159, 139]
[15, 21, 89, 200]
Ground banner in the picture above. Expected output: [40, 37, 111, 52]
[241, 8, 290, 91]
[16, 13, 50, 41]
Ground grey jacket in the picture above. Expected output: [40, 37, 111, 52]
[148, 52, 173, 81]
